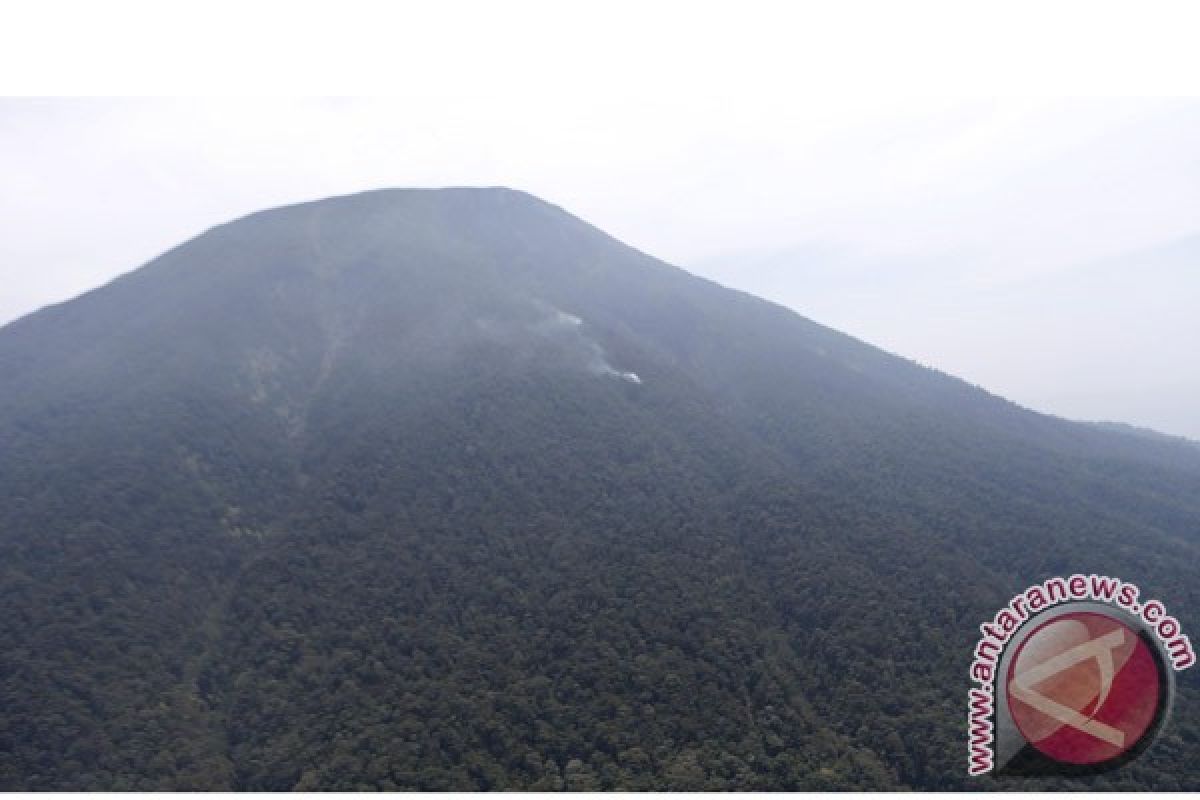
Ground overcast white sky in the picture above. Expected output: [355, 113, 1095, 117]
[2, 2, 1199, 438]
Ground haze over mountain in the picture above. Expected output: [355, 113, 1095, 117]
[696, 232, 1200, 442]
[7, 98, 1200, 440]
[1, 188, 1198, 790]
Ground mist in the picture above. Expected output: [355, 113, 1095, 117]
[1, 95, 1197, 438]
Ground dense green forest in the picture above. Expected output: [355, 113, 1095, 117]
[1, 188, 1198, 789]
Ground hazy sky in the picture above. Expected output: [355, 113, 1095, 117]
[2, 7, 1199, 439]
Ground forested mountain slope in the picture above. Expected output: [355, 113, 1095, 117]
[1, 188, 1198, 789]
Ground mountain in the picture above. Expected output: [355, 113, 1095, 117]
[1087, 419, 1200, 449]
[1, 188, 1198, 790]
[696, 232, 1200, 443]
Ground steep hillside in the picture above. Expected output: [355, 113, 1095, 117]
[1, 188, 1197, 789]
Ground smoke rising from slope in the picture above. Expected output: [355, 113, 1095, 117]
[531, 305, 642, 384]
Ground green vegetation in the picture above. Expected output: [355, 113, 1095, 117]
[1, 189, 1198, 789]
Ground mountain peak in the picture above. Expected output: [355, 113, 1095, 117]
[235, 185, 565, 229]
[4, 189, 1200, 790]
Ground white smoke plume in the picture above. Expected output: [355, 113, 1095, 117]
[531, 304, 642, 384]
